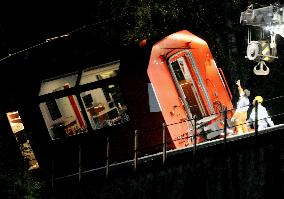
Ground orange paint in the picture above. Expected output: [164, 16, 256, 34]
[147, 30, 233, 148]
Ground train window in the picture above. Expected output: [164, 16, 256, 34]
[148, 83, 161, 112]
[80, 61, 119, 85]
[39, 95, 87, 140]
[172, 61, 185, 81]
[80, 84, 130, 130]
[38, 60, 129, 139]
[46, 99, 62, 121]
[39, 72, 78, 96]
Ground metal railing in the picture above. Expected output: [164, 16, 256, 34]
[50, 95, 284, 189]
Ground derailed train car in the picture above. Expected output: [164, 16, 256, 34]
[147, 30, 234, 147]
[4, 30, 234, 175]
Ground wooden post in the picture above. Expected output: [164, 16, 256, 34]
[162, 123, 167, 166]
[134, 130, 138, 173]
[106, 137, 110, 180]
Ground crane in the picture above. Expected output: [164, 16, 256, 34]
[240, 2, 284, 75]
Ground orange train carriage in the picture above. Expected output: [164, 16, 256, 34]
[146, 30, 234, 148]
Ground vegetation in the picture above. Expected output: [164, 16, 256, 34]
[0, 130, 45, 198]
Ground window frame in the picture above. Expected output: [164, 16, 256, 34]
[38, 60, 128, 140]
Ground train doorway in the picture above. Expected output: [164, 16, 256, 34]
[6, 111, 39, 170]
[168, 50, 213, 120]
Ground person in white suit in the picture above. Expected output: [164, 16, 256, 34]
[247, 96, 274, 130]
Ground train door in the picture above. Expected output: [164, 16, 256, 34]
[167, 50, 222, 140]
[167, 50, 214, 119]
[147, 56, 193, 148]
[6, 111, 39, 170]
[148, 47, 221, 148]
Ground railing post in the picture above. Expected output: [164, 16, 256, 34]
[51, 147, 55, 191]
[223, 107, 228, 145]
[78, 143, 82, 184]
[193, 115, 197, 155]
[106, 136, 110, 180]
[255, 101, 259, 137]
[134, 130, 138, 173]
[162, 123, 167, 166]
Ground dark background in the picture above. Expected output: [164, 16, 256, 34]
[1, 0, 284, 110]
[1, 0, 284, 198]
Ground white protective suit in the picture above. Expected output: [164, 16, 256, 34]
[248, 104, 274, 130]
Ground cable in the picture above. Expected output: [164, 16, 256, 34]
[0, 40, 50, 63]
[265, 95, 284, 102]
[0, 12, 132, 63]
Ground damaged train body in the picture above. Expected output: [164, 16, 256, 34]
[4, 30, 234, 175]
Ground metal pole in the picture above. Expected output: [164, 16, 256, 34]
[78, 144, 82, 184]
[134, 130, 138, 173]
[106, 137, 110, 180]
[255, 101, 259, 137]
[193, 115, 197, 155]
[162, 123, 167, 166]
[223, 107, 227, 145]
[51, 147, 55, 191]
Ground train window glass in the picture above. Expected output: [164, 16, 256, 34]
[38, 60, 127, 138]
[80, 61, 119, 85]
[6, 111, 39, 170]
[80, 84, 130, 130]
[46, 99, 62, 121]
[148, 83, 161, 112]
[172, 61, 185, 81]
[170, 58, 205, 118]
[39, 95, 87, 140]
[39, 72, 78, 96]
